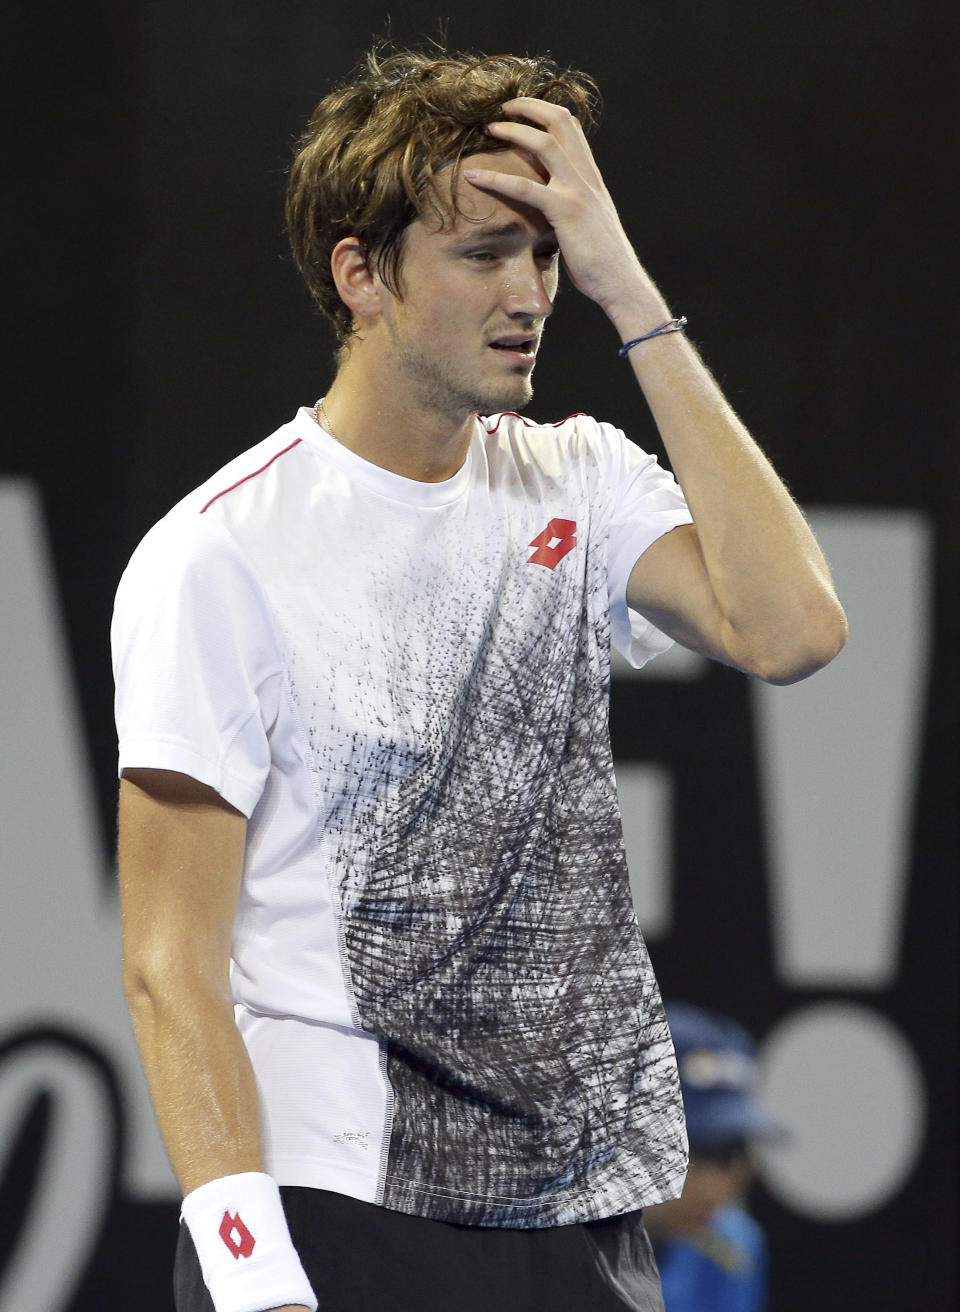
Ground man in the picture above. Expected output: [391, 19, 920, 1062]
[645, 1004, 780, 1312]
[112, 46, 846, 1312]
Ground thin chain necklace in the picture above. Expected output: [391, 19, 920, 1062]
[313, 396, 339, 443]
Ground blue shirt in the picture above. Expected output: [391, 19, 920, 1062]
[656, 1206, 767, 1312]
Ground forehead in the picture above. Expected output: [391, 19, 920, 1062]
[421, 147, 553, 240]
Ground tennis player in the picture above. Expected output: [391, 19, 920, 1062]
[113, 46, 846, 1312]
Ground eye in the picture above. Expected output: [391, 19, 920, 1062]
[466, 250, 498, 264]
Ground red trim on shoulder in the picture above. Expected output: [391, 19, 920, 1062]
[200, 438, 303, 514]
[479, 411, 587, 435]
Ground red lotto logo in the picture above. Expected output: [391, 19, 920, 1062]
[219, 1211, 256, 1260]
[528, 518, 577, 569]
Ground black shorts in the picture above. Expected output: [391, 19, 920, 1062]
[174, 1187, 665, 1312]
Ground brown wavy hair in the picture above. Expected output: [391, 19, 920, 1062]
[286, 45, 599, 342]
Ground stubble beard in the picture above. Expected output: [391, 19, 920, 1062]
[393, 340, 535, 420]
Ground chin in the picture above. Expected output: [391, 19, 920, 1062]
[476, 377, 534, 416]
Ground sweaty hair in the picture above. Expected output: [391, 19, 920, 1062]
[285, 45, 598, 342]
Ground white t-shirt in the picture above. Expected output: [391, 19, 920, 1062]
[112, 406, 692, 1226]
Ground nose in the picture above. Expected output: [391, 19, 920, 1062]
[503, 259, 555, 320]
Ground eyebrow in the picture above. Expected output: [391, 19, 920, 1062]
[450, 220, 558, 248]
[465, 221, 525, 239]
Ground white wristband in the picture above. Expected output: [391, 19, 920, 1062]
[180, 1172, 317, 1312]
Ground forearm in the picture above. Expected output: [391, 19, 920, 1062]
[126, 977, 314, 1312]
[605, 266, 847, 680]
[125, 968, 264, 1195]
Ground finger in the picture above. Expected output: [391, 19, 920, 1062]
[461, 164, 551, 209]
[487, 111, 601, 190]
[499, 97, 586, 138]
[499, 98, 591, 157]
[484, 118, 569, 174]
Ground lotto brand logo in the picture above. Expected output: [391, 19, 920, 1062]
[219, 1210, 256, 1260]
[528, 518, 577, 569]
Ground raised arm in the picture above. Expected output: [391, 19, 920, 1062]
[466, 100, 847, 684]
[118, 766, 311, 1312]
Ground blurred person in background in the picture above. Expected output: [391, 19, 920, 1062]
[644, 1003, 780, 1312]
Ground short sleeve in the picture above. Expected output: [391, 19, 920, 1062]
[598, 422, 693, 668]
[111, 514, 283, 817]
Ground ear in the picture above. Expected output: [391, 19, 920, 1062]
[330, 236, 384, 324]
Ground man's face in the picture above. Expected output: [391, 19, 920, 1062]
[375, 147, 560, 420]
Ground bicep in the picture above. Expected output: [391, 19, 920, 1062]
[625, 523, 737, 667]
[117, 768, 247, 987]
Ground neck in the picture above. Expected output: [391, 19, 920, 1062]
[320, 349, 476, 483]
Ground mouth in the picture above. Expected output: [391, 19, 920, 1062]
[488, 333, 538, 368]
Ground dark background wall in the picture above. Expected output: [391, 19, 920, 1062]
[4, 2, 955, 1309]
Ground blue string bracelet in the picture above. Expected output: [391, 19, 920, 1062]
[618, 316, 688, 357]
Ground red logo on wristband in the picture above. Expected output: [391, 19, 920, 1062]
[528, 518, 577, 569]
[219, 1211, 256, 1259]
